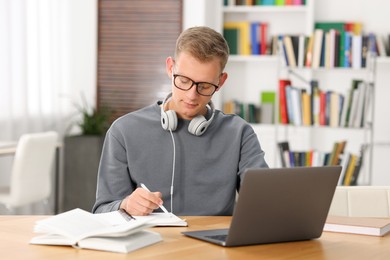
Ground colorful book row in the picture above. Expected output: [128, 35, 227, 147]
[277, 140, 346, 168]
[278, 79, 372, 128]
[278, 141, 366, 186]
[225, 0, 306, 6]
[273, 24, 388, 68]
[223, 20, 389, 67]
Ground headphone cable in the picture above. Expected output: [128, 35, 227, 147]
[168, 129, 176, 213]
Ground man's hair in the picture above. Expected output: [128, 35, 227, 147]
[175, 26, 229, 72]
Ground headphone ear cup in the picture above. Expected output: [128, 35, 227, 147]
[188, 115, 209, 136]
[161, 110, 178, 131]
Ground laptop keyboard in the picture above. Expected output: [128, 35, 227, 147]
[206, 234, 227, 242]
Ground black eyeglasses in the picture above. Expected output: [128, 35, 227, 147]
[173, 74, 219, 96]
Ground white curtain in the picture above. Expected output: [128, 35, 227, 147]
[0, 0, 97, 213]
[0, 0, 97, 141]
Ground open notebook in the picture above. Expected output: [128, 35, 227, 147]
[99, 209, 188, 227]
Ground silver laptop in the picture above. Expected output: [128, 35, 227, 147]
[182, 166, 341, 247]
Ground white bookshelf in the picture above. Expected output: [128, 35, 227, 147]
[183, 0, 390, 185]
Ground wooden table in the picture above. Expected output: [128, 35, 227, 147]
[1, 215, 389, 259]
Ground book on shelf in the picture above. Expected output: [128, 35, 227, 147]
[301, 89, 311, 126]
[362, 82, 373, 126]
[260, 91, 276, 124]
[250, 22, 260, 55]
[349, 144, 368, 186]
[312, 29, 324, 68]
[376, 34, 388, 57]
[260, 23, 268, 55]
[290, 86, 303, 126]
[223, 28, 239, 55]
[283, 35, 297, 67]
[352, 82, 367, 128]
[297, 34, 306, 68]
[277, 141, 291, 167]
[310, 80, 320, 125]
[347, 80, 363, 128]
[329, 91, 341, 127]
[342, 154, 358, 185]
[305, 33, 314, 67]
[352, 34, 362, 69]
[324, 216, 390, 237]
[328, 140, 347, 166]
[278, 79, 291, 124]
[338, 152, 351, 185]
[30, 208, 163, 254]
[344, 31, 352, 68]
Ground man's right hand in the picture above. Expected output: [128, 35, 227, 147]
[120, 187, 163, 216]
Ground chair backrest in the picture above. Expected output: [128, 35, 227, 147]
[329, 186, 390, 217]
[8, 131, 58, 207]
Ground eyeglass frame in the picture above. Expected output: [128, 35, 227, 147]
[172, 74, 220, 96]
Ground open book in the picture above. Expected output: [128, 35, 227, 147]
[324, 216, 390, 237]
[30, 208, 162, 253]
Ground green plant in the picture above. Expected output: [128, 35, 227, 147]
[72, 94, 112, 136]
[78, 107, 111, 135]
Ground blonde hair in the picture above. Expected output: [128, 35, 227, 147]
[175, 26, 229, 72]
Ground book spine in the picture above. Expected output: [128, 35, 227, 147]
[279, 79, 291, 124]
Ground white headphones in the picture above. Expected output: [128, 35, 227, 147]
[160, 92, 215, 136]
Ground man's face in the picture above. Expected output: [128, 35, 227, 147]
[166, 52, 227, 120]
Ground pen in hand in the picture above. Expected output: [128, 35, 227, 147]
[140, 183, 170, 214]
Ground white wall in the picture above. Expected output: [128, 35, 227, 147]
[183, 0, 221, 31]
[66, 0, 97, 115]
[315, 0, 390, 35]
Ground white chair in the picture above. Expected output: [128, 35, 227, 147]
[329, 186, 390, 217]
[0, 131, 58, 213]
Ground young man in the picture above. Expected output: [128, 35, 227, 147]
[93, 26, 268, 216]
